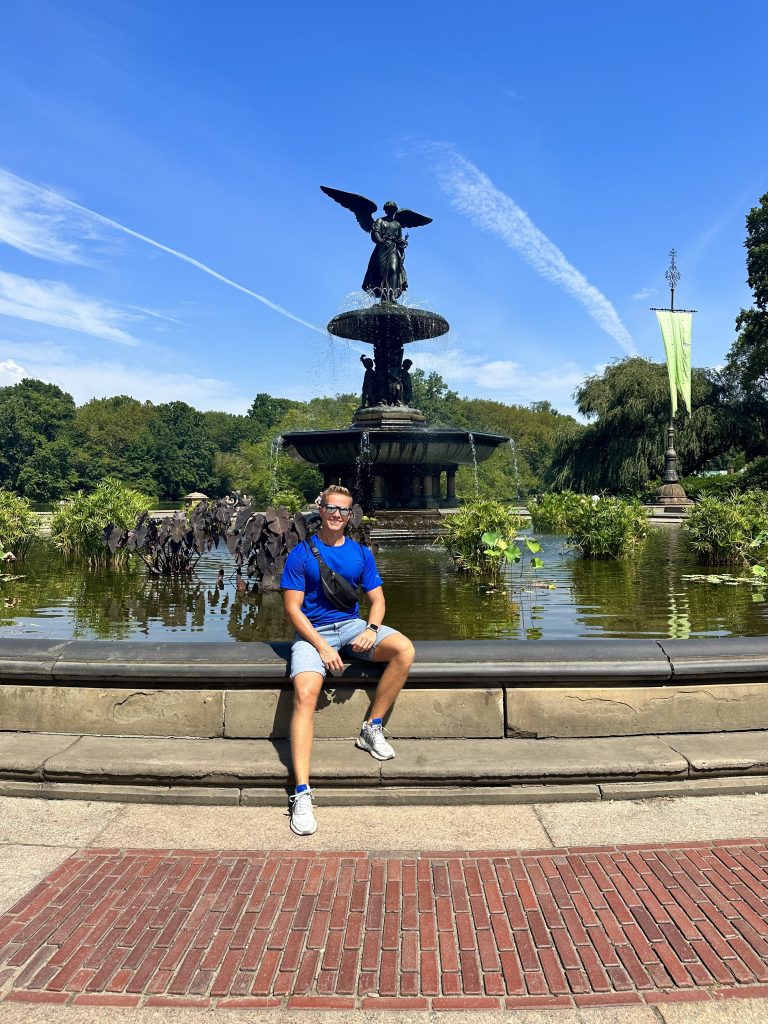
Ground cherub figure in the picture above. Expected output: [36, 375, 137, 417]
[321, 186, 432, 302]
[359, 355, 379, 407]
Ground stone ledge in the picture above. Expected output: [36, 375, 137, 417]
[659, 637, 768, 679]
[7, 634, 768, 692]
[378, 736, 688, 784]
[1, 730, 767, 805]
[6, 637, 768, 687]
[0, 638, 673, 687]
[0, 732, 688, 785]
[665, 731, 768, 774]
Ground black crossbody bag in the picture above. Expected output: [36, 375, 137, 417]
[307, 538, 361, 613]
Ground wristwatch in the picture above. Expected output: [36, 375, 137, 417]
[366, 623, 379, 632]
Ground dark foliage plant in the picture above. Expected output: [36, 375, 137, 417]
[104, 498, 372, 588]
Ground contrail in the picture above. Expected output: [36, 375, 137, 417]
[434, 147, 636, 355]
[0, 170, 325, 335]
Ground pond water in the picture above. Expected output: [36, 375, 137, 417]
[1, 529, 766, 643]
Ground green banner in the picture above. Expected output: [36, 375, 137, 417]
[656, 310, 692, 415]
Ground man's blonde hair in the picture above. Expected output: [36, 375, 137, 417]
[319, 485, 352, 504]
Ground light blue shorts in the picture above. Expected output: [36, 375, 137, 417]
[290, 617, 399, 679]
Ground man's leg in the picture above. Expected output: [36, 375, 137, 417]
[291, 672, 324, 787]
[367, 632, 415, 722]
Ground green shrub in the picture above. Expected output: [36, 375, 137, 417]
[568, 496, 648, 559]
[51, 478, 152, 564]
[0, 491, 38, 559]
[738, 458, 768, 492]
[677, 475, 742, 500]
[528, 491, 587, 533]
[439, 498, 523, 575]
[684, 490, 768, 565]
[270, 489, 305, 515]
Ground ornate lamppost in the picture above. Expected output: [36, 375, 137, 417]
[650, 249, 696, 507]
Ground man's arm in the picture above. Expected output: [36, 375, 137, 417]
[283, 589, 344, 673]
[351, 586, 385, 653]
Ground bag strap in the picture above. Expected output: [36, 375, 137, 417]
[307, 536, 328, 569]
[307, 536, 364, 575]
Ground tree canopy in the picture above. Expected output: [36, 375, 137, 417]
[0, 379, 77, 500]
[723, 193, 768, 457]
[546, 357, 733, 494]
[0, 374, 577, 503]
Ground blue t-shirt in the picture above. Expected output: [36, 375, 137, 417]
[280, 537, 383, 626]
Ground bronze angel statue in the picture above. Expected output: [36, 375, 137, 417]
[321, 186, 432, 302]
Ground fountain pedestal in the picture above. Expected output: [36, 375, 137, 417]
[353, 405, 426, 429]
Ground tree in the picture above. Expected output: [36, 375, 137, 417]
[723, 193, 768, 457]
[72, 396, 156, 492]
[147, 402, 217, 499]
[0, 379, 77, 499]
[201, 411, 258, 452]
[247, 393, 299, 435]
[233, 392, 359, 504]
[453, 397, 577, 498]
[546, 357, 731, 494]
[409, 369, 462, 426]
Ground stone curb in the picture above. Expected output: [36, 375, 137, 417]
[5, 636, 768, 685]
[0, 730, 767, 805]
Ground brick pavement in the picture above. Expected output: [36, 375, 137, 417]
[1, 840, 768, 1011]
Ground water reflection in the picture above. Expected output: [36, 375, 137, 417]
[566, 528, 768, 638]
[2, 531, 768, 642]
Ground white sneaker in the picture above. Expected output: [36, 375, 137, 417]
[289, 788, 317, 835]
[356, 721, 395, 761]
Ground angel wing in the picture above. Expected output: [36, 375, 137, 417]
[320, 186, 378, 232]
[394, 209, 433, 229]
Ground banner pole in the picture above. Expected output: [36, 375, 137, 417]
[649, 250, 696, 509]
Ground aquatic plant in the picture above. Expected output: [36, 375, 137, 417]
[104, 497, 372, 585]
[51, 479, 152, 564]
[439, 498, 524, 575]
[568, 495, 648, 559]
[683, 490, 768, 565]
[528, 491, 587, 533]
[0, 490, 38, 559]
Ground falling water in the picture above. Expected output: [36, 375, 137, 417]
[268, 436, 284, 500]
[355, 430, 373, 503]
[508, 438, 521, 504]
[467, 431, 479, 495]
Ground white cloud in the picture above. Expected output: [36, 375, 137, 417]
[0, 169, 91, 263]
[0, 271, 138, 345]
[0, 342, 252, 411]
[0, 358, 25, 385]
[432, 146, 636, 356]
[632, 287, 655, 300]
[410, 346, 593, 413]
[0, 167, 325, 335]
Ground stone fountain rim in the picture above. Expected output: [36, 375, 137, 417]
[282, 427, 507, 443]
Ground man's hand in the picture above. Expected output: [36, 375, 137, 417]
[351, 628, 376, 653]
[318, 643, 344, 673]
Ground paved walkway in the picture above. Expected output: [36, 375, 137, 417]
[2, 840, 768, 1011]
[2, 794, 768, 1021]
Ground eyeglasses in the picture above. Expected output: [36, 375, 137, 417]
[321, 504, 352, 518]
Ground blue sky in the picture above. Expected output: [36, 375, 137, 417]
[0, 1, 764, 415]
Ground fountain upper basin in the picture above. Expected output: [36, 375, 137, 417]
[327, 303, 449, 344]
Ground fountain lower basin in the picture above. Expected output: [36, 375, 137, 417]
[282, 426, 506, 509]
